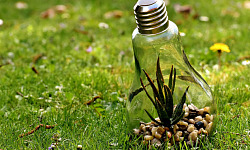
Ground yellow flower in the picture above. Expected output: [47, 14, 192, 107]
[210, 43, 230, 53]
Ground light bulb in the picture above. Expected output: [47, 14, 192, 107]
[127, 0, 216, 146]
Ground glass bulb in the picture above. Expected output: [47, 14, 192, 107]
[127, 0, 216, 142]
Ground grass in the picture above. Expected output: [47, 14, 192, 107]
[0, 0, 249, 149]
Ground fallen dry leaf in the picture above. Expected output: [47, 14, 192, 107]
[84, 96, 101, 105]
[174, 4, 192, 14]
[173, 4, 192, 19]
[242, 100, 250, 107]
[19, 124, 57, 138]
[31, 66, 39, 74]
[41, 8, 55, 19]
[104, 10, 123, 19]
[41, 5, 67, 19]
[54, 5, 67, 13]
[32, 54, 44, 64]
[221, 9, 240, 18]
[164, 0, 170, 6]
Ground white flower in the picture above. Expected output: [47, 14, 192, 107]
[99, 22, 109, 29]
[179, 32, 186, 37]
[0, 19, 3, 26]
[242, 60, 250, 65]
[55, 85, 63, 91]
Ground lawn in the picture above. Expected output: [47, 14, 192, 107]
[0, 0, 249, 149]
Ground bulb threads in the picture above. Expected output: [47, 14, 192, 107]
[134, 0, 169, 35]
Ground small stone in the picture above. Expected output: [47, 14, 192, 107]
[210, 115, 214, 122]
[183, 103, 187, 108]
[140, 121, 145, 125]
[198, 128, 208, 135]
[157, 126, 165, 135]
[188, 105, 195, 111]
[198, 109, 204, 116]
[205, 122, 213, 133]
[144, 131, 151, 135]
[144, 135, 154, 141]
[139, 124, 145, 131]
[183, 118, 189, 122]
[133, 129, 140, 135]
[145, 125, 151, 131]
[202, 119, 208, 127]
[164, 127, 170, 131]
[155, 117, 161, 122]
[155, 132, 162, 139]
[174, 134, 180, 142]
[142, 126, 146, 132]
[173, 124, 179, 133]
[205, 114, 211, 122]
[178, 121, 189, 126]
[151, 127, 158, 136]
[187, 124, 195, 132]
[184, 112, 189, 117]
[191, 104, 199, 111]
[185, 106, 189, 113]
[194, 121, 204, 130]
[167, 131, 172, 138]
[188, 131, 198, 141]
[188, 119, 195, 124]
[204, 107, 210, 113]
[176, 131, 183, 137]
[189, 104, 198, 111]
[194, 116, 203, 122]
[179, 125, 188, 131]
[151, 138, 162, 147]
[188, 112, 197, 119]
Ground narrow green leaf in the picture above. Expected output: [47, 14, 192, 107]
[172, 68, 176, 95]
[142, 69, 159, 100]
[156, 57, 164, 104]
[171, 111, 185, 125]
[156, 56, 164, 87]
[164, 85, 173, 117]
[144, 109, 162, 125]
[172, 86, 189, 119]
[168, 65, 173, 92]
[140, 78, 156, 108]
